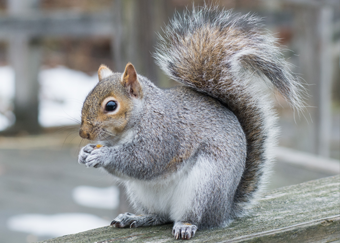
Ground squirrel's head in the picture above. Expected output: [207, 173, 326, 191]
[79, 63, 143, 142]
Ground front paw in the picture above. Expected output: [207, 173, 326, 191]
[85, 147, 110, 168]
[78, 144, 96, 165]
[111, 212, 137, 228]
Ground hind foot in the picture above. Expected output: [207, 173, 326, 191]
[172, 221, 198, 240]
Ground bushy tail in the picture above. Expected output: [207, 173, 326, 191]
[154, 6, 304, 215]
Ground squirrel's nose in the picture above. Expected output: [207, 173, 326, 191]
[79, 129, 90, 139]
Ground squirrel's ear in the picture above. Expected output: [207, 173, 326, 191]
[98, 64, 113, 81]
[121, 63, 143, 98]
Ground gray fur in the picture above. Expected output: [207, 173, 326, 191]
[154, 5, 304, 215]
[80, 77, 247, 230]
[78, 5, 303, 240]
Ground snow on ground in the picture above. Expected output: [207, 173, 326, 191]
[0, 66, 98, 130]
[7, 213, 110, 237]
[0, 66, 15, 130]
[72, 186, 119, 209]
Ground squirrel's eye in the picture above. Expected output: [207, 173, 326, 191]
[105, 101, 117, 112]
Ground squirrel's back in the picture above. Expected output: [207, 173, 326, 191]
[155, 5, 304, 216]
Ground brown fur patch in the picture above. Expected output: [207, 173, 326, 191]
[165, 149, 193, 172]
[97, 95, 132, 134]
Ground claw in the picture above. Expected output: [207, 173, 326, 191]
[110, 220, 123, 228]
[110, 220, 117, 227]
[130, 221, 137, 228]
[172, 222, 197, 240]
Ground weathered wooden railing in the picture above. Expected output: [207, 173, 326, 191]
[40, 175, 339, 243]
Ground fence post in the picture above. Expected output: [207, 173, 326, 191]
[6, 0, 42, 134]
[293, 5, 333, 157]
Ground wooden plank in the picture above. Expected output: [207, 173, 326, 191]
[0, 10, 294, 41]
[276, 147, 340, 174]
[40, 175, 339, 242]
[0, 11, 114, 39]
[284, 0, 339, 7]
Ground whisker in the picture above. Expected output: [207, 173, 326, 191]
[102, 129, 115, 137]
[78, 138, 84, 152]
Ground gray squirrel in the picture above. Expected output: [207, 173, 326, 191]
[78, 6, 304, 240]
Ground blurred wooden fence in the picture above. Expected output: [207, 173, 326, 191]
[0, 0, 172, 136]
[0, 0, 339, 158]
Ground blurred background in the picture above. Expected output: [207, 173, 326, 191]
[0, 0, 339, 242]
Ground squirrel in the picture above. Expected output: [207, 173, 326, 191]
[78, 6, 304, 240]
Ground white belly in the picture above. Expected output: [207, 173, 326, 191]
[124, 156, 214, 221]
